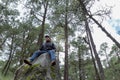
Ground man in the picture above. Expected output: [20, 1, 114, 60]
[24, 35, 56, 66]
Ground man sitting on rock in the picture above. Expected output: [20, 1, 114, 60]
[24, 35, 56, 66]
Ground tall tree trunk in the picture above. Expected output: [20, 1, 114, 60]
[37, 1, 48, 47]
[0, 37, 7, 48]
[85, 19, 105, 80]
[78, 47, 85, 80]
[88, 15, 120, 49]
[85, 14, 105, 80]
[78, 47, 82, 80]
[4, 50, 15, 76]
[87, 36, 101, 80]
[64, 0, 69, 80]
[78, 0, 105, 80]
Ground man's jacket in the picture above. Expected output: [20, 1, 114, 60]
[40, 42, 56, 51]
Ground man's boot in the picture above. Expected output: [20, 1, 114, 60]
[51, 60, 56, 66]
[24, 59, 32, 66]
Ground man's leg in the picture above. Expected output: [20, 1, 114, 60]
[48, 50, 56, 66]
[24, 50, 46, 65]
[30, 50, 47, 62]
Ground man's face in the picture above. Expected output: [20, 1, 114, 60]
[45, 37, 51, 42]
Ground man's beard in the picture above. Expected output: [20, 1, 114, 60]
[46, 40, 51, 42]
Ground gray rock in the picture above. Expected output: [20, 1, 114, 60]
[14, 53, 54, 80]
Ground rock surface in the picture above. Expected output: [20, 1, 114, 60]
[14, 53, 55, 80]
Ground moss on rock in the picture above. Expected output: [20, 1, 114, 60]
[14, 53, 56, 80]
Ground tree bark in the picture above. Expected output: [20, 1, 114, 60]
[78, 47, 82, 80]
[85, 18, 105, 80]
[87, 36, 101, 80]
[64, 0, 69, 80]
[78, 45, 85, 80]
[37, 1, 48, 47]
[2, 35, 15, 76]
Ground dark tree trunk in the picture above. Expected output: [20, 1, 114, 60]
[85, 19, 105, 80]
[4, 51, 15, 76]
[0, 37, 7, 48]
[87, 36, 101, 80]
[64, 0, 69, 80]
[78, 47, 85, 80]
[78, 47, 82, 80]
[37, 1, 48, 47]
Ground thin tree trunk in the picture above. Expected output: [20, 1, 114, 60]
[78, 47, 82, 80]
[78, 47, 85, 80]
[85, 19, 105, 80]
[64, 0, 69, 80]
[4, 50, 15, 76]
[37, 1, 48, 47]
[2, 35, 15, 76]
[0, 36, 7, 48]
[87, 36, 101, 80]
[2, 55, 12, 76]
[56, 51, 61, 80]
[2, 2, 14, 74]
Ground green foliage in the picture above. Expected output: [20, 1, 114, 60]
[50, 66, 56, 79]
[0, 60, 5, 69]
[84, 59, 96, 80]
[0, 61, 14, 78]
[0, 74, 13, 80]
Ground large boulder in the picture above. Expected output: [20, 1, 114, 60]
[14, 53, 56, 80]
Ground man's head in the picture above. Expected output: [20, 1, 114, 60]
[45, 35, 51, 42]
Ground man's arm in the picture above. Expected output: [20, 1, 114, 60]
[39, 44, 44, 50]
[52, 43, 56, 51]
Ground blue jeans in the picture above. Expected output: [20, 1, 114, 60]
[30, 50, 56, 62]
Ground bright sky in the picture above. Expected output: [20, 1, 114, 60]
[91, 0, 120, 51]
